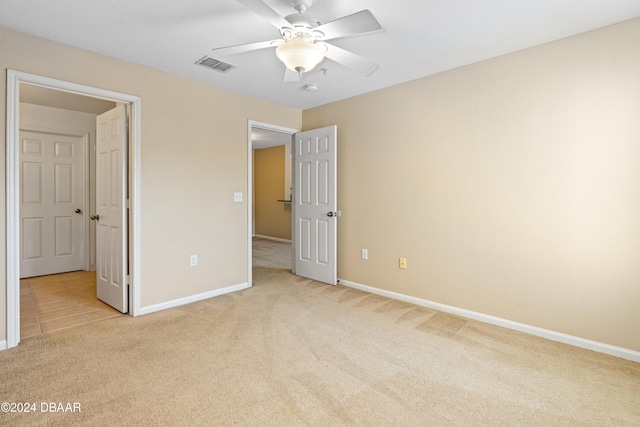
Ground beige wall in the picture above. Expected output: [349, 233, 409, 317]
[303, 19, 640, 352]
[0, 27, 301, 341]
[254, 146, 292, 240]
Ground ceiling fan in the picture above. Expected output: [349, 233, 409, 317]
[212, 0, 382, 82]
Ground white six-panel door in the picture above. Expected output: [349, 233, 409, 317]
[20, 131, 84, 278]
[294, 126, 338, 285]
[96, 105, 128, 312]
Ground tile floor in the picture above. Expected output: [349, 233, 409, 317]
[20, 271, 123, 339]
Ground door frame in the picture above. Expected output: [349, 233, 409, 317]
[5, 70, 142, 349]
[246, 120, 298, 286]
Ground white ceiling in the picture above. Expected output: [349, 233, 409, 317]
[1, 0, 639, 110]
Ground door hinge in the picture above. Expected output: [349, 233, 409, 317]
[126, 274, 131, 285]
[125, 199, 130, 209]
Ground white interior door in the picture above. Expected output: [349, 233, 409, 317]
[96, 105, 128, 312]
[20, 131, 84, 278]
[293, 126, 338, 285]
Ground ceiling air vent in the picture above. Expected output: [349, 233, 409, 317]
[195, 56, 235, 73]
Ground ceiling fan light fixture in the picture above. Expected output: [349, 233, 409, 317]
[276, 36, 326, 74]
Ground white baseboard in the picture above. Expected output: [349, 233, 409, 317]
[253, 234, 292, 244]
[338, 279, 640, 363]
[139, 282, 251, 316]
[0, 340, 7, 351]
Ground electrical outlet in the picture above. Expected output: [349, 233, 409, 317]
[361, 248, 368, 260]
[233, 192, 243, 202]
[399, 258, 407, 270]
[190, 254, 198, 267]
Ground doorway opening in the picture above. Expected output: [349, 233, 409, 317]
[18, 90, 120, 338]
[247, 122, 339, 287]
[247, 121, 297, 286]
[5, 70, 142, 350]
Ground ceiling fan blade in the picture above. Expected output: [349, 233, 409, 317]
[212, 39, 281, 56]
[315, 10, 382, 41]
[324, 43, 378, 75]
[283, 67, 301, 83]
[236, 0, 291, 29]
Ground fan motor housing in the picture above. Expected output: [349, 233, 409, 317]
[282, 14, 323, 41]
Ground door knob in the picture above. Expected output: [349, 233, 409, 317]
[90, 215, 100, 221]
[327, 211, 334, 217]
[327, 211, 342, 218]
[75, 209, 82, 214]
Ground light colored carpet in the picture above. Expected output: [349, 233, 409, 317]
[1, 238, 638, 426]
